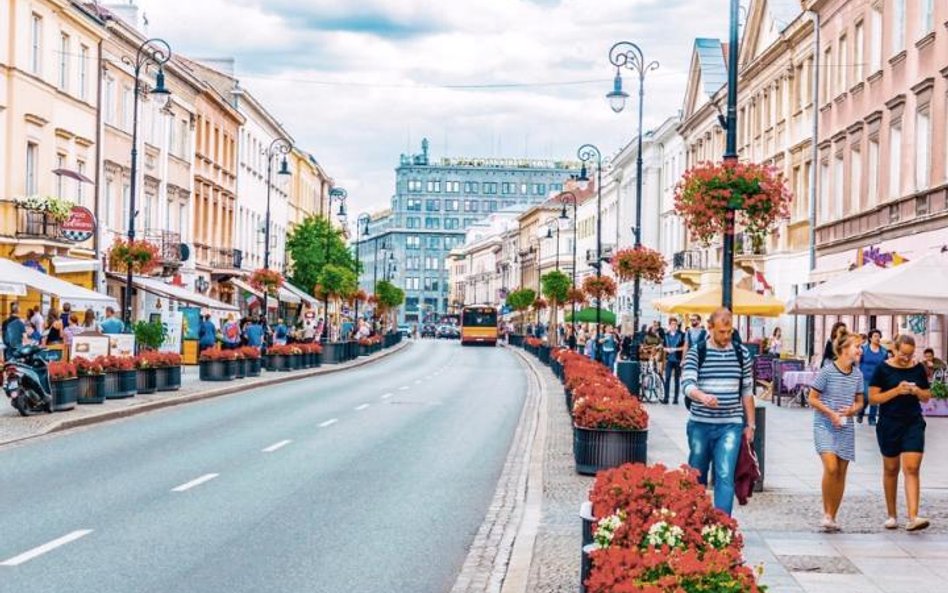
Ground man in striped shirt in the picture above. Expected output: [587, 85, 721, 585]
[681, 308, 756, 515]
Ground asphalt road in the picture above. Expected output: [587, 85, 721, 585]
[0, 340, 527, 593]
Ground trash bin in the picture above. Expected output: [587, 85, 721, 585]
[616, 360, 640, 397]
[753, 402, 766, 492]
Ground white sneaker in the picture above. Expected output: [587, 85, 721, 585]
[883, 517, 898, 530]
[906, 517, 930, 532]
[820, 516, 840, 532]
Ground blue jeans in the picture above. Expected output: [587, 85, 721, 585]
[687, 421, 743, 515]
[602, 350, 616, 371]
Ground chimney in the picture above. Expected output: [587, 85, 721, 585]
[104, 1, 141, 30]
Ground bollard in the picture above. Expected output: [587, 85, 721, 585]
[616, 360, 640, 396]
[753, 402, 766, 492]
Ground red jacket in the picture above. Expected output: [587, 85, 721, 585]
[735, 438, 761, 505]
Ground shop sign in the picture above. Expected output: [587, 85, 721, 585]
[856, 246, 908, 268]
[60, 206, 97, 243]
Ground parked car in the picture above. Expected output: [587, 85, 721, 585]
[437, 325, 460, 339]
[397, 324, 411, 337]
[421, 324, 437, 338]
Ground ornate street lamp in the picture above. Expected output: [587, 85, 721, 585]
[322, 187, 347, 341]
[122, 38, 172, 327]
[544, 219, 561, 271]
[720, 0, 741, 309]
[354, 213, 371, 322]
[607, 41, 658, 336]
[576, 143, 603, 357]
[262, 137, 292, 320]
[558, 191, 579, 339]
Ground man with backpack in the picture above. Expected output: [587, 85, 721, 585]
[198, 314, 218, 352]
[681, 308, 755, 516]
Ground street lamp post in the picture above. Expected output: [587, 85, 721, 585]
[720, 0, 741, 310]
[122, 38, 172, 328]
[545, 219, 561, 271]
[606, 40, 659, 335]
[558, 192, 579, 340]
[262, 137, 293, 321]
[355, 213, 371, 324]
[323, 187, 347, 341]
[577, 144, 603, 359]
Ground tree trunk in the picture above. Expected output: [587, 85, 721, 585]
[548, 301, 558, 348]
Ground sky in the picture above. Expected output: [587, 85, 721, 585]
[130, 0, 732, 214]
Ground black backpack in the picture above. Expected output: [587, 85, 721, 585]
[684, 336, 745, 411]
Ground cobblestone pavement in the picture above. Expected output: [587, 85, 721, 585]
[519, 353, 948, 593]
[0, 341, 409, 447]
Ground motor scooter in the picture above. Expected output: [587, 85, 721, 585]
[3, 345, 53, 416]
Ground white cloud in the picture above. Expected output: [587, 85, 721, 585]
[135, 0, 730, 213]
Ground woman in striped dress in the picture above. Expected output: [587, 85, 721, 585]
[808, 332, 865, 532]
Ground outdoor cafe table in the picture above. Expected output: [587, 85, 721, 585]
[781, 369, 818, 407]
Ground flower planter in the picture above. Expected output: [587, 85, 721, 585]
[359, 345, 371, 357]
[290, 354, 303, 370]
[51, 378, 79, 411]
[156, 366, 182, 392]
[565, 387, 573, 413]
[246, 358, 262, 377]
[104, 370, 137, 399]
[137, 368, 158, 394]
[234, 358, 247, 379]
[77, 374, 106, 404]
[322, 342, 345, 364]
[580, 543, 595, 593]
[312, 352, 322, 367]
[579, 500, 595, 547]
[539, 345, 551, 365]
[269, 354, 290, 372]
[573, 425, 648, 475]
[199, 359, 237, 381]
[922, 399, 948, 417]
[508, 334, 524, 347]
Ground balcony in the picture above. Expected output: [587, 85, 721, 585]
[734, 233, 767, 275]
[672, 249, 708, 290]
[15, 206, 64, 242]
[143, 230, 182, 273]
[210, 248, 243, 276]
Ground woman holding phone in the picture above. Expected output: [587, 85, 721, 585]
[808, 332, 864, 531]
[869, 335, 932, 531]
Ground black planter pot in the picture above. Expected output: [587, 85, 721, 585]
[322, 342, 345, 364]
[580, 543, 596, 593]
[199, 359, 237, 381]
[156, 366, 182, 391]
[77, 374, 106, 404]
[539, 345, 551, 365]
[268, 355, 289, 372]
[263, 354, 275, 372]
[300, 352, 312, 369]
[104, 370, 137, 398]
[573, 426, 648, 475]
[137, 368, 158, 394]
[580, 500, 595, 547]
[290, 354, 304, 370]
[246, 358, 262, 376]
[312, 352, 322, 367]
[565, 387, 573, 414]
[508, 334, 524, 347]
[51, 378, 79, 411]
[234, 358, 247, 379]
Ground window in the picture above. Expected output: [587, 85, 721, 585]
[104, 76, 115, 124]
[551, 183, 563, 192]
[426, 180, 441, 193]
[867, 135, 880, 207]
[484, 182, 497, 194]
[425, 257, 438, 271]
[833, 152, 844, 219]
[406, 198, 422, 211]
[444, 218, 460, 230]
[445, 199, 459, 212]
[30, 13, 42, 74]
[464, 181, 479, 193]
[888, 120, 902, 199]
[406, 216, 420, 229]
[920, 0, 934, 35]
[425, 198, 440, 211]
[25, 142, 38, 194]
[406, 235, 421, 249]
[532, 183, 546, 195]
[501, 182, 514, 195]
[426, 236, 441, 250]
[445, 181, 460, 193]
[463, 218, 476, 227]
[853, 22, 864, 82]
[837, 35, 847, 93]
[822, 46, 832, 103]
[819, 159, 830, 223]
[77, 160, 86, 204]
[519, 183, 528, 195]
[892, 0, 905, 54]
[870, 4, 882, 72]
[59, 33, 70, 90]
[424, 278, 439, 292]
[850, 146, 861, 213]
[408, 179, 422, 192]
[915, 106, 931, 191]
[104, 179, 113, 229]
[122, 87, 133, 131]
[425, 217, 440, 230]
[464, 200, 478, 212]
[406, 277, 420, 291]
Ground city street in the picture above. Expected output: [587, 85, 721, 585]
[0, 341, 525, 593]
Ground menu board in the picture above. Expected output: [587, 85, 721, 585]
[108, 334, 136, 357]
[71, 335, 110, 359]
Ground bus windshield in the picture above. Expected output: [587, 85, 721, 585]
[462, 308, 497, 327]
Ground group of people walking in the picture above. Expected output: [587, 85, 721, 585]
[2, 302, 126, 360]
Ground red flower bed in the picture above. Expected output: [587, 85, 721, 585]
[525, 337, 543, 348]
[98, 355, 135, 372]
[566, 287, 587, 306]
[107, 237, 161, 275]
[73, 356, 104, 376]
[610, 246, 666, 284]
[359, 335, 382, 347]
[48, 361, 77, 381]
[234, 346, 259, 360]
[297, 342, 323, 354]
[561, 350, 649, 431]
[199, 348, 237, 362]
[584, 463, 762, 593]
[268, 344, 304, 356]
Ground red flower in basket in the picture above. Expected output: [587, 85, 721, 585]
[73, 356, 104, 376]
[107, 237, 162, 275]
[249, 268, 284, 296]
[199, 348, 236, 362]
[610, 246, 666, 284]
[532, 297, 548, 311]
[97, 355, 135, 372]
[48, 361, 78, 381]
[582, 276, 617, 300]
[566, 287, 587, 306]
[238, 346, 261, 360]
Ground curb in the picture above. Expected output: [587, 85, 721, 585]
[1, 340, 412, 447]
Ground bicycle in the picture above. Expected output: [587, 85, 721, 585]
[638, 356, 665, 404]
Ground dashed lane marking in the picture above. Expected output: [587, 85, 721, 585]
[262, 440, 292, 453]
[381, 393, 394, 399]
[171, 473, 219, 493]
[319, 418, 339, 428]
[355, 404, 370, 411]
[0, 530, 93, 566]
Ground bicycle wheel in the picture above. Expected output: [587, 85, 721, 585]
[640, 372, 662, 403]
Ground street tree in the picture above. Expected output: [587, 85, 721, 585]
[286, 215, 360, 295]
[541, 270, 571, 347]
[505, 288, 535, 333]
[316, 264, 358, 335]
[375, 280, 405, 330]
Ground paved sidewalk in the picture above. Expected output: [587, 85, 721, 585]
[0, 341, 410, 447]
[519, 352, 948, 593]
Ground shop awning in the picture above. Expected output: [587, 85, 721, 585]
[281, 282, 315, 307]
[0, 280, 27, 297]
[0, 257, 117, 308]
[115, 274, 238, 312]
[51, 256, 100, 274]
[229, 278, 277, 309]
[277, 286, 301, 305]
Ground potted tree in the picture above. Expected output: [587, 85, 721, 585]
[541, 270, 571, 361]
[74, 356, 106, 404]
[155, 352, 183, 391]
[48, 361, 79, 411]
[100, 355, 137, 398]
[315, 264, 358, 364]
[505, 288, 536, 346]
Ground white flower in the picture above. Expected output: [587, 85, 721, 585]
[701, 523, 734, 549]
[643, 520, 685, 549]
[593, 511, 625, 549]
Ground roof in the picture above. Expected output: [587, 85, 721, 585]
[694, 38, 728, 97]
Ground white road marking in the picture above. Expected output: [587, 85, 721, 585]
[399, 386, 409, 391]
[355, 404, 370, 411]
[381, 393, 393, 399]
[319, 418, 338, 428]
[262, 440, 292, 453]
[0, 530, 93, 566]
[171, 473, 219, 492]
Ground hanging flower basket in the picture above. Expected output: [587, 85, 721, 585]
[349, 289, 368, 305]
[566, 287, 587, 306]
[107, 237, 161, 275]
[582, 276, 617, 301]
[610, 247, 666, 284]
[532, 297, 548, 311]
[250, 268, 284, 296]
[674, 160, 792, 246]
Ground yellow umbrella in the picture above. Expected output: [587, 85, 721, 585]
[653, 285, 785, 317]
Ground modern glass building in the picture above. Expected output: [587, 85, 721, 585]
[357, 139, 579, 325]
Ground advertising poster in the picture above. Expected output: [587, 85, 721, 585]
[71, 335, 110, 359]
[181, 307, 201, 341]
[109, 334, 136, 357]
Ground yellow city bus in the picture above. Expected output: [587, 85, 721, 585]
[460, 305, 498, 346]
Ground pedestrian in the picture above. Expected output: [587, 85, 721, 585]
[662, 317, 685, 405]
[63, 313, 82, 348]
[198, 314, 217, 351]
[683, 314, 708, 358]
[44, 308, 64, 345]
[807, 332, 865, 532]
[98, 306, 124, 334]
[2, 303, 27, 361]
[652, 319, 666, 342]
[858, 329, 887, 425]
[681, 308, 755, 515]
[822, 321, 847, 367]
[921, 348, 946, 380]
[769, 327, 783, 356]
[869, 335, 932, 532]
[82, 308, 96, 330]
[566, 326, 577, 351]
[244, 316, 264, 349]
[600, 327, 618, 371]
[60, 302, 72, 328]
[584, 332, 597, 360]
[30, 307, 45, 338]
[273, 318, 288, 346]
[221, 314, 241, 350]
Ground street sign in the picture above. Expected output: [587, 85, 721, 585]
[60, 206, 96, 242]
